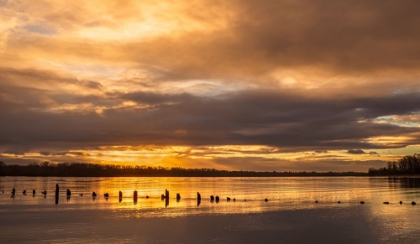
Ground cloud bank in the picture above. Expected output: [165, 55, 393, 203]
[1, 0, 420, 171]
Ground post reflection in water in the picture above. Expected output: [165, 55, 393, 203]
[386, 177, 420, 189]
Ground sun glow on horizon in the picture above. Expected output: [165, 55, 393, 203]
[2, 144, 419, 172]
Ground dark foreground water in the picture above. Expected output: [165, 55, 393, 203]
[1, 176, 420, 243]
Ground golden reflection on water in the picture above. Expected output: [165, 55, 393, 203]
[1, 176, 420, 219]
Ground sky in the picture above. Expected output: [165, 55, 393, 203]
[1, 0, 420, 172]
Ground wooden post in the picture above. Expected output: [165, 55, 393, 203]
[55, 184, 59, 197]
[119, 191, 123, 202]
[165, 189, 169, 207]
[133, 190, 138, 204]
[55, 184, 59, 205]
[197, 192, 201, 207]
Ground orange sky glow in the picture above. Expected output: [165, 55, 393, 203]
[1, 0, 420, 171]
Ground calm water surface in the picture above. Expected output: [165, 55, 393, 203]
[1, 176, 420, 243]
[1, 176, 419, 216]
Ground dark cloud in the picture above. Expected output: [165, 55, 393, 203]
[347, 149, 366, 154]
[1, 84, 420, 153]
[120, 91, 194, 105]
[0, 68, 103, 92]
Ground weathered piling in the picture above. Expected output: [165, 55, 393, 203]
[215, 196, 219, 203]
[176, 193, 181, 202]
[134, 190, 138, 204]
[227, 197, 231, 202]
[32, 189, 35, 196]
[210, 195, 214, 202]
[55, 184, 59, 205]
[197, 192, 201, 207]
[119, 191, 123, 202]
[55, 184, 59, 197]
[165, 189, 169, 207]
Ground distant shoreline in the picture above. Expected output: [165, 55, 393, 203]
[1, 173, 370, 177]
[2, 160, 420, 177]
[0, 175, 370, 177]
[0, 161, 370, 177]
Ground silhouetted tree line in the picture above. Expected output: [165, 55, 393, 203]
[368, 154, 420, 176]
[0, 161, 366, 177]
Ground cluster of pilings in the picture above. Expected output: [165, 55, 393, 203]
[5, 186, 418, 206]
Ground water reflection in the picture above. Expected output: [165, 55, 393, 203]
[1, 176, 420, 217]
[387, 177, 420, 188]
